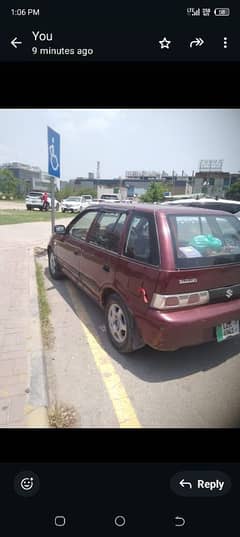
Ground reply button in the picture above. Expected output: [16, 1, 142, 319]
[170, 471, 231, 497]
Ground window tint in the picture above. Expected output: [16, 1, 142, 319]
[124, 213, 159, 265]
[88, 211, 127, 252]
[69, 211, 98, 241]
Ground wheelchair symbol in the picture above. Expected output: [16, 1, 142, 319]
[49, 137, 59, 172]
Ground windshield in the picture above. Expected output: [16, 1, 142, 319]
[65, 197, 81, 201]
[168, 214, 240, 268]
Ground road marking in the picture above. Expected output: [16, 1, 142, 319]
[66, 282, 141, 428]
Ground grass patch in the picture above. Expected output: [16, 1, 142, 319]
[0, 210, 71, 225]
[35, 259, 54, 349]
[48, 403, 78, 428]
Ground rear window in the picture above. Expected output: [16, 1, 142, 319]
[168, 214, 240, 268]
[28, 192, 43, 197]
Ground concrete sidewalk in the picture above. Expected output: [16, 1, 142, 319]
[0, 224, 52, 427]
[0, 244, 48, 427]
[0, 218, 72, 427]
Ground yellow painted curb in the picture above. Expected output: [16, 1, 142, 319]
[24, 405, 49, 428]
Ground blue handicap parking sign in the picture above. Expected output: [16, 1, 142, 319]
[48, 126, 60, 178]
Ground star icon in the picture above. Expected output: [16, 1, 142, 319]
[158, 37, 171, 49]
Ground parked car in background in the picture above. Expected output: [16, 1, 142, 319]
[48, 203, 240, 354]
[25, 191, 59, 211]
[100, 194, 120, 202]
[61, 195, 92, 213]
[161, 197, 240, 220]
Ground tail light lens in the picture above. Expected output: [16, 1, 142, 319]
[150, 290, 209, 310]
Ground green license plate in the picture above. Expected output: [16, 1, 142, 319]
[216, 320, 240, 342]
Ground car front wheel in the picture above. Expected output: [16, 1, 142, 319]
[105, 294, 144, 353]
[48, 249, 64, 280]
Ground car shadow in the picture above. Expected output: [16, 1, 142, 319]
[44, 267, 240, 383]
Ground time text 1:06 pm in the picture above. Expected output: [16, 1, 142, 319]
[11, 8, 40, 16]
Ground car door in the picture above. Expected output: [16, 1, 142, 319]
[78, 210, 128, 301]
[54, 210, 99, 280]
[115, 211, 160, 316]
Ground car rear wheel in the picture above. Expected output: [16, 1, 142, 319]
[26, 206, 31, 210]
[105, 294, 144, 353]
[48, 249, 64, 280]
[61, 208, 66, 213]
[55, 203, 59, 211]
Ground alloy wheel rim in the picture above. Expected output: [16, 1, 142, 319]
[108, 304, 127, 343]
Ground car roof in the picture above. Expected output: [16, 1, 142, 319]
[88, 202, 234, 217]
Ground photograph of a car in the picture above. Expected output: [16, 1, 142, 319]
[48, 202, 240, 353]
[1, 108, 240, 429]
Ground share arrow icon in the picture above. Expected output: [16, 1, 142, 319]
[190, 37, 204, 48]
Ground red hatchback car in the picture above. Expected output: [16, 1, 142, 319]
[48, 203, 240, 353]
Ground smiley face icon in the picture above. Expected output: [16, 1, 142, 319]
[20, 477, 34, 491]
[14, 472, 40, 497]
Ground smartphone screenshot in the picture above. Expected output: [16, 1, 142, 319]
[0, 3, 239, 536]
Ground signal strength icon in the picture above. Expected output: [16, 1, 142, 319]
[223, 37, 228, 49]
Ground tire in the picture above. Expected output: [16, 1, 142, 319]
[61, 208, 66, 213]
[26, 206, 31, 210]
[105, 293, 144, 353]
[48, 249, 64, 280]
[55, 203, 59, 212]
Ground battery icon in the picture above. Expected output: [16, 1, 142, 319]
[214, 8, 230, 16]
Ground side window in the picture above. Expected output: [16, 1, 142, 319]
[69, 211, 98, 241]
[124, 213, 159, 265]
[88, 211, 127, 252]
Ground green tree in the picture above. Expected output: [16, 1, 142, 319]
[0, 169, 18, 198]
[225, 181, 240, 201]
[140, 182, 167, 202]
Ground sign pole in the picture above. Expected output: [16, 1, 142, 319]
[51, 176, 55, 234]
[47, 126, 60, 235]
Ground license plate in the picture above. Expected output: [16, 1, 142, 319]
[216, 320, 240, 342]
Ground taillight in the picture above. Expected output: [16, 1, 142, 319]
[150, 290, 209, 310]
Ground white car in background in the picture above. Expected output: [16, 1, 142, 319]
[61, 195, 92, 213]
[161, 197, 240, 219]
[25, 191, 59, 211]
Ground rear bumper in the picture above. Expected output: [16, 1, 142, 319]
[136, 299, 240, 351]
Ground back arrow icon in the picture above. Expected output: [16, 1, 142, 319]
[190, 37, 204, 48]
[11, 37, 23, 49]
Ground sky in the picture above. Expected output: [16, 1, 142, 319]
[0, 109, 239, 179]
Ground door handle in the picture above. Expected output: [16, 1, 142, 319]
[103, 264, 110, 272]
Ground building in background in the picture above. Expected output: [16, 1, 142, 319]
[191, 160, 240, 197]
[0, 162, 61, 194]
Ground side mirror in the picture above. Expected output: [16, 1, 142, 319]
[54, 225, 66, 234]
